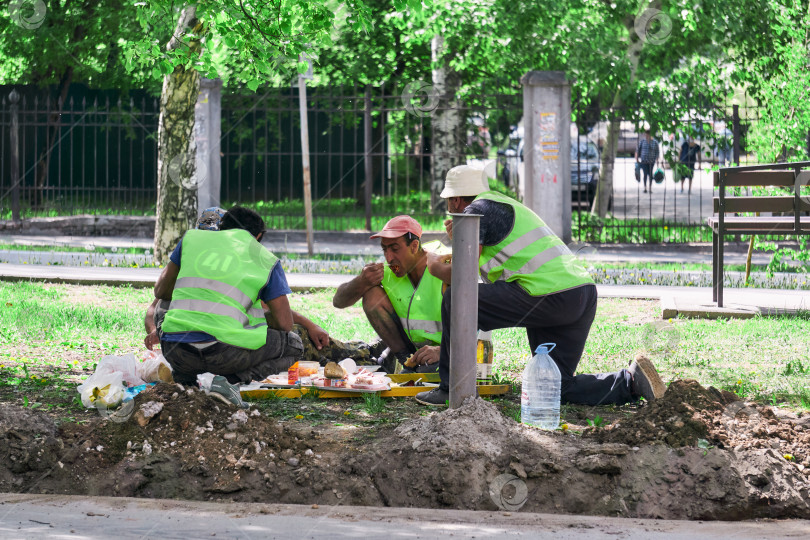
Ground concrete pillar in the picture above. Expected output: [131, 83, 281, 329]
[449, 212, 481, 409]
[520, 71, 571, 243]
[195, 78, 222, 213]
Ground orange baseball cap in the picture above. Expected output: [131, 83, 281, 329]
[370, 215, 423, 239]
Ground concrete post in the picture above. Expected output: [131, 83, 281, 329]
[448, 212, 481, 409]
[520, 71, 571, 243]
[195, 78, 222, 213]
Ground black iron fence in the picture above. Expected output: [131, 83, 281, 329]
[0, 82, 786, 244]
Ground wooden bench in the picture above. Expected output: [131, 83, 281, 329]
[707, 162, 810, 307]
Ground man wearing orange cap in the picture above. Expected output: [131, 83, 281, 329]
[414, 165, 667, 407]
[333, 215, 445, 373]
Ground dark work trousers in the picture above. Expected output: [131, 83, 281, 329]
[157, 308, 304, 384]
[438, 281, 634, 405]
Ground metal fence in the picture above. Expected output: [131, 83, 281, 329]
[0, 82, 782, 243]
[0, 86, 160, 215]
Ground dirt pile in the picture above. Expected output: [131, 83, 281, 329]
[595, 379, 810, 473]
[0, 382, 808, 520]
[1, 383, 323, 501]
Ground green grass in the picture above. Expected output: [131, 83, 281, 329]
[2, 284, 808, 419]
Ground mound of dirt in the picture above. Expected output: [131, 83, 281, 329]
[1, 381, 808, 520]
[595, 380, 810, 472]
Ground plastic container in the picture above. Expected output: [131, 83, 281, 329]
[521, 343, 561, 429]
[476, 330, 494, 383]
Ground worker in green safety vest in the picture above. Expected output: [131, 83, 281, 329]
[154, 206, 305, 399]
[146, 206, 334, 362]
[333, 215, 447, 373]
[415, 165, 667, 407]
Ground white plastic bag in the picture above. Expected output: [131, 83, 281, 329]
[77, 371, 125, 409]
[138, 351, 173, 383]
[197, 372, 215, 392]
[95, 353, 146, 387]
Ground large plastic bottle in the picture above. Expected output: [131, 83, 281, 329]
[521, 343, 561, 429]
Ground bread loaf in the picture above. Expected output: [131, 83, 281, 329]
[324, 361, 347, 379]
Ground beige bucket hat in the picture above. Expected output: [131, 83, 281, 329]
[439, 165, 489, 198]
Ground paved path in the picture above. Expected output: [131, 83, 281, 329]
[612, 157, 714, 224]
[3, 263, 808, 317]
[0, 232, 775, 266]
[1, 494, 808, 539]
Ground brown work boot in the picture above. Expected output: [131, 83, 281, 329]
[629, 353, 667, 401]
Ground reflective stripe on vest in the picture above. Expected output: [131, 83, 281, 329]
[475, 190, 593, 295]
[174, 276, 254, 310]
[161, 229, 277, 349]
[381, 264, 444, 346]
[403, 317, 442, 335]
[168, 299, 267, 330]
[479, 225, 557, 280]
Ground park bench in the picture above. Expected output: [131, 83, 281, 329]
[707, 162, 810, 307]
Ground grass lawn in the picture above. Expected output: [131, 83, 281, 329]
[1, 282, 808, 427]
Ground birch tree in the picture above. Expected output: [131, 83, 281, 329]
[124, 0, 377, 262]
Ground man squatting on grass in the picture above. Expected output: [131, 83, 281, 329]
[145, 207, 330, 357]
[152, 206, 307, 394]
[333, 215, 444, 374]
[414, 165, 667, 407]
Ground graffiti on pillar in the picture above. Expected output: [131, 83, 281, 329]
[533, 111, 559, 183]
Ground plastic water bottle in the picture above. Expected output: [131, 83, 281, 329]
[521, 343, 561, 429]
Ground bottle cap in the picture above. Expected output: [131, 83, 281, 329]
[534, 343, 556, 354]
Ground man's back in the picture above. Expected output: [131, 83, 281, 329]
[638, 138, 659, 163]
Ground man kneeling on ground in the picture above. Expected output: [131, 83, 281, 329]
[154, 206, 304, 398]
[333, 216, 444, 373]
[414, 165, 666, 407]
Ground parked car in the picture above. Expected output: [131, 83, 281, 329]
[591, 120, 640, 157]
[497, 128, 609, 210]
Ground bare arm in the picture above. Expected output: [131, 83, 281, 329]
[144, 297, 161, 350]
[154, 261, 180, 301]
[265, 294, 294, 332]
[292, 310, 330, 349]
[145, 297, 159, 333]
[427, 246, 482, 285]
[333, 263, 384, 308]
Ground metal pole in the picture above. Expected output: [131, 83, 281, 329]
[9, 90, 21, 223]
[448, 212, 481, 409]
[298, 62, 314, 256]
[732, 105, 741, 166]
[363, 86, 373, 231]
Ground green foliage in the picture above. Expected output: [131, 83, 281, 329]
[361, 392, 386, 414]
[744, 0, 810, 162]
[0, 1, 151, 88]
[586, 415, 606, 428]
[121, 0, 420, 89]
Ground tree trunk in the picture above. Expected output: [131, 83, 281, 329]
[591, 7, 650, 218]
[153, 6, 201, 263]
[592, 92, 622, 217]
[430, 35, 464, 213]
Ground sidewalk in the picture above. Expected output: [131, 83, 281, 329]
[0, 231, 779, 266]
[2, 493, 808, 539]
[2, 263, 808, 317]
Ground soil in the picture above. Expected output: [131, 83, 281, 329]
[1, 380, 808, 520]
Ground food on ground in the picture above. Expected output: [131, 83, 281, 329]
[324, 362, 347, 379]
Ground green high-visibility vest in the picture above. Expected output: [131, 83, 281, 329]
[474, 190, 593, 295]
[161, 229, 278, 349]
[381, 263, 444, 346]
